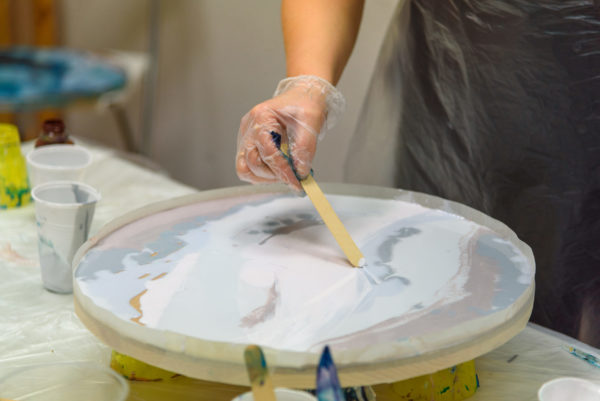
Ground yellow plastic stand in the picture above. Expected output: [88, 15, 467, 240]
[110, 351, 478, 400]
[387, 360, 478, 400]
[111, 350, 179, 382]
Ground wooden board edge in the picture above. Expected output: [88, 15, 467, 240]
[73, 286, 533, 388]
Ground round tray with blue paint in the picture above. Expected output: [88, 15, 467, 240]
[0, 47, 126, 110]
[73, 184, 535, 387]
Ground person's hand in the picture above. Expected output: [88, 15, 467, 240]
[236, 75, 345, 192]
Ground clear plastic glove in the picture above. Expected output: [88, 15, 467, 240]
[236, 75, 345, 192]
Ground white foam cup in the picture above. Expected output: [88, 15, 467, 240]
[26, 144, 92, 187]
[32, 181, 100, 293]
[232, 389, 317, 401]
[538, 377, 600, 401]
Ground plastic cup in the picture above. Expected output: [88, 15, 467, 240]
[0, 362, 129, 401]
[538, 377, 600, 401]
[26, 144, 92, 187]
[32, 181, 100, 293]
[233, 389, 317, 401]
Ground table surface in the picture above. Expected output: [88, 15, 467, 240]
[1, 140, 599, 401]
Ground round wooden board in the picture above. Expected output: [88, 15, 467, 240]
[73, 184, 535, 388]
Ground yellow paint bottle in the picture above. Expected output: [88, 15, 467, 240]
[0, 124, 31, 209]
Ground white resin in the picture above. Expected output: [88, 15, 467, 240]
[75, 193, 533, 353]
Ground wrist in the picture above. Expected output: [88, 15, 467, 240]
[285, 66, 336, 86]
[274, 75, 346, 130]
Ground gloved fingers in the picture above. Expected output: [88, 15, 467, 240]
[236, 110, 278, 180]
[236, 147, 277, 184]
[288, 125, 318, 179]
[236, 130, 302, 192]
[255, 130, 302, 192]
[246, 145, 277, 179]
[236, 76, 346, 191]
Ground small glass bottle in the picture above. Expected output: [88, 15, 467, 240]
[0, 124, 31, 209]
[35, 119, 74, 148]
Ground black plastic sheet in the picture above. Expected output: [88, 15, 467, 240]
[347, 0, 600, 345]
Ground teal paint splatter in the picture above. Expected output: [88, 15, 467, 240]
[38, 235, 54, 249]
[440, 386, 450, 394]
[565, 346, 600, 368]
[465, 385, 469, 391]
[1, 186, 30, 208]
[244, 345, 269, 386]
[476, 374, 480, 388]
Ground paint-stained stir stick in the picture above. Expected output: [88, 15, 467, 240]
[316, 346, 345, 401]
[270, 132, 365, 267]
[244, 345, 277, 401]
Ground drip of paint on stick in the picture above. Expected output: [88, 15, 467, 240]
[270, 131, 365, 268]
[316, 346, 345, 401]
[244, 345, 277, 401]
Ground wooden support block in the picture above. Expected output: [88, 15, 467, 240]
[0, 0, 15, 125]
[0, 0, 12, 46]
[33, 0, 58, 46]
[12, 0, 34, 45]
[0, 113, 16, 125]
[32, 0, 61, 138]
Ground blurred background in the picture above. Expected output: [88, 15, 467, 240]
[0, 0, 399, 189]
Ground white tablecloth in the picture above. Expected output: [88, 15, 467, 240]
[1, 140, 598, 401]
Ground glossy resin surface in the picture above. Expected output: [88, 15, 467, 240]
[73, 185, 535, 385]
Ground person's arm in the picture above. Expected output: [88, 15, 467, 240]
[282, 0, 364, 84]
[236, 1, 364, 191]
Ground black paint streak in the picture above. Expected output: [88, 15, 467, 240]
[259, 219, 321, 245]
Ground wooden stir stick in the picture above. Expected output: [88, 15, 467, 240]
[244, 345, 277, 401]
[271, 132, 365, 268]
[301, 175, 365, 267]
